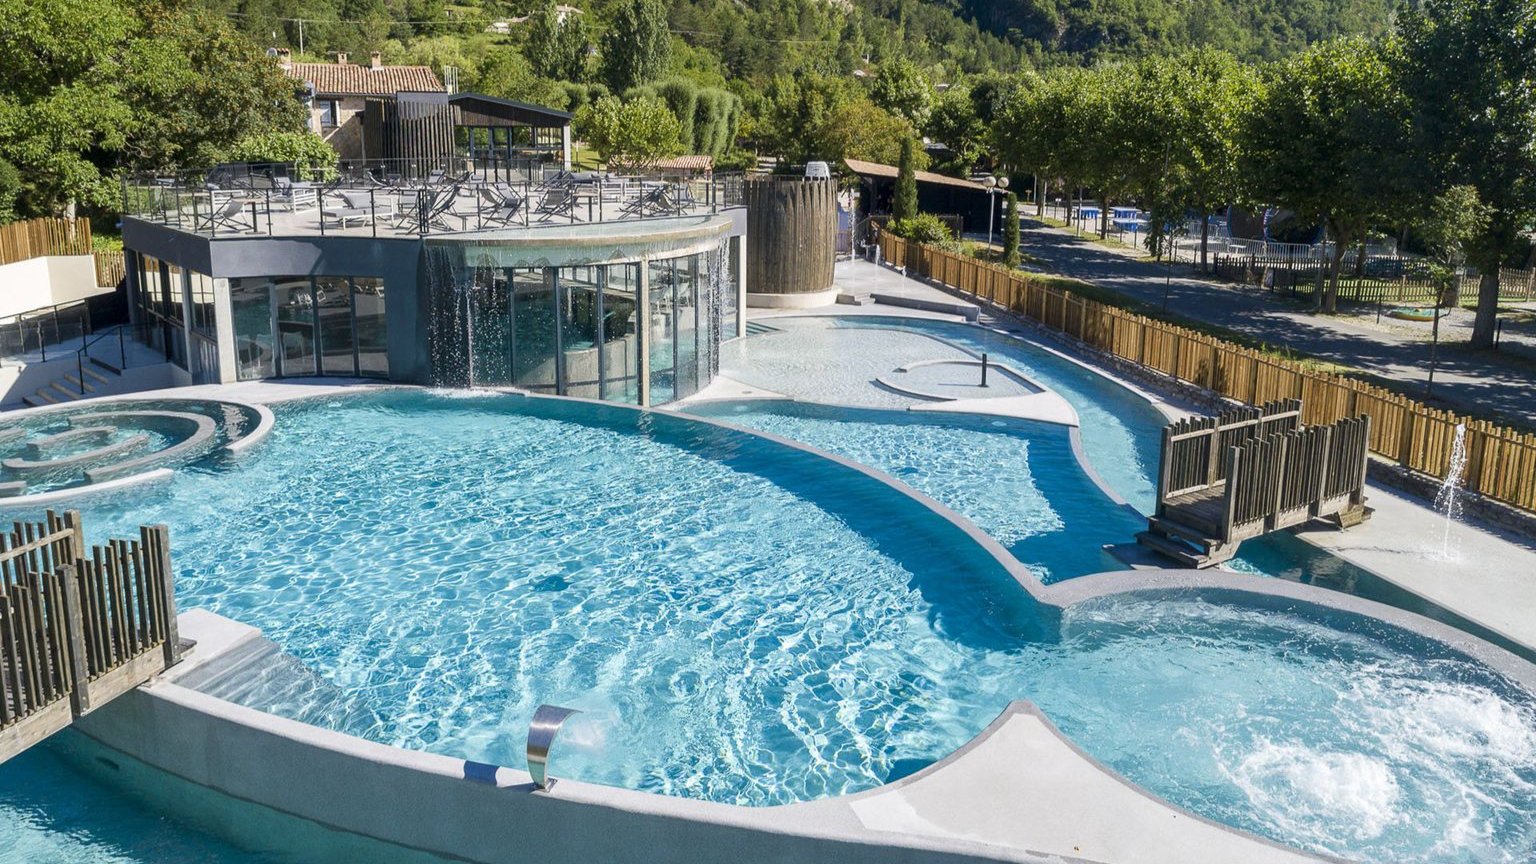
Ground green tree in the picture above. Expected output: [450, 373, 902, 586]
[0, 0, 302, 218]
[869, 57, 934, 129]
[928, 84, 989, 174]
[1240, 38, 1409, 312]
[894, 135, 919, 222]
[0, 0, 135, 216]
[1062, 63, 1134, 239]
[527, 2, 590, 82]
[0, 159, 20, 223]
[890, 212, 951, 245]
[826, 100, 914, 166]
[655, 79, 699, 152]
[601, 0, 671, 92]
[576, 95, 682, 172]
[122, 3, 307, 170]
[759, 73, 852, 164]
[1418, 185, 1491, 306]
[1003, 190, 1021, 266]
[474, 50, 568, 108]
[1120, 49, 1258, 266]
[1398, 0, 1536, 347]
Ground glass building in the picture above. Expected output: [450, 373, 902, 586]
[121, 215, 745, 407]
[425, 240, 738, 403]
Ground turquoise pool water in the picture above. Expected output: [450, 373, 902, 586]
[712, 315, 1399, 587]
[688, 401, 1142, 582]
[0, 746, 273, 863]
[0, 398, 261, 494]
[0, 390, 1527, 863]
[720, 315, 1165, 510]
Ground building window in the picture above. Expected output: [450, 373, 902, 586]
[231, 275, 388, 381]
[318, 99, 340, 129]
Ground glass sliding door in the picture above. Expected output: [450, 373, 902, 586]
[511, 268, 556, 392]
[315, 276, 356, 376]
[673, 254, 700, 399]
[557, 265, 602, 398]
[601, 263, 640, 404]
[647, 259, 676, 404]
[274, 277, 317, 377]
[353, 278, 388, 377]
[230, 278, 274, 380]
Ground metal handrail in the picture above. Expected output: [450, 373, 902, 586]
[73, 324, 135, 394]
[0, 298, 99, 367]
[123, 167, 745, 240]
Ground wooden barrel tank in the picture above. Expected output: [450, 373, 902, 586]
[745, 177, 837, 303]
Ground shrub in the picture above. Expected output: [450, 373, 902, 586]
[889, 213, 952, 245]
[226, 131, 338, 180]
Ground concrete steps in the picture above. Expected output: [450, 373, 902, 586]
[22, 362, 121, 409]
[174, 635, 383, 733]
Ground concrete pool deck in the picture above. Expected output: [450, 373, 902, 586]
[751, 259, 1536, 657]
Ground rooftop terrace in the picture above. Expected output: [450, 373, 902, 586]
[122, 165, 745, 241]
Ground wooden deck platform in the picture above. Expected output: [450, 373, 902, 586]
[1137, 402, 1372, 567]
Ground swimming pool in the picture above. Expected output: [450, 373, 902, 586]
[1, 388, 1529, 862]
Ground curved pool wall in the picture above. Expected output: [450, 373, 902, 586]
[712, 314, 1529, 640]
[9, 388, 1523, 860]
[719, 315, 1168, 510]
[687, 399, 1144, 582]
[0, 396, 269, 505]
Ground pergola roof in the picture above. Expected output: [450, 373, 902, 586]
[395, 92, 573, 127]
[844, 158, 986, 191]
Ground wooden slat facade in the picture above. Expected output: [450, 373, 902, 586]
[880, 231, 1536, 518]
[0, 218, 93, 267]
[0, 510, 180, 765]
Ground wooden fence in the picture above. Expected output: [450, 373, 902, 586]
[1211, 254, 1536, 305]
[0, 218, 94, 267]
[880, 231, 1536, 517]
[1223, 415, 1372, 541]
[94, 250, 127, 288]
[0, 511, 180, 764]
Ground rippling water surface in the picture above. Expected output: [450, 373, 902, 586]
[2, 388, 1533, 863]
[41, 392, 1536, 861]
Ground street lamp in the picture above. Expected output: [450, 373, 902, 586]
[984, 176, 1010, 257]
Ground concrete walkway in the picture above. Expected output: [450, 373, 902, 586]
[1013, 219, 1536, 429]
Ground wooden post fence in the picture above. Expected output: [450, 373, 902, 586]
[0, 510, 181, 765]
[0, 217, 93, 267]
[877, 230, 1536, 519]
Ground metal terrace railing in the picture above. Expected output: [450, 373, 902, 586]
[0, 510, 182, 764]
[122, 163, 746, 240]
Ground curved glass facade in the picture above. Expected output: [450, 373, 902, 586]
[427, 239, 737, 404]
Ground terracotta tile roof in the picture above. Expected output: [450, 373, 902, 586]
[654, 155, 714, 171]
[286, 62, 445, 97]
[843, 158, 986, 191]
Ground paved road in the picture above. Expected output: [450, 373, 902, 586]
[1014, 219, 1536, 429]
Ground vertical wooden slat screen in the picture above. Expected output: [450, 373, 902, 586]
[0, 218, 93, 267]
[878, 231, 1536, 516]
[0, 510, 180, 763]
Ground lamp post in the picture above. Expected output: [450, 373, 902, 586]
[984, 176, 1009, 256]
